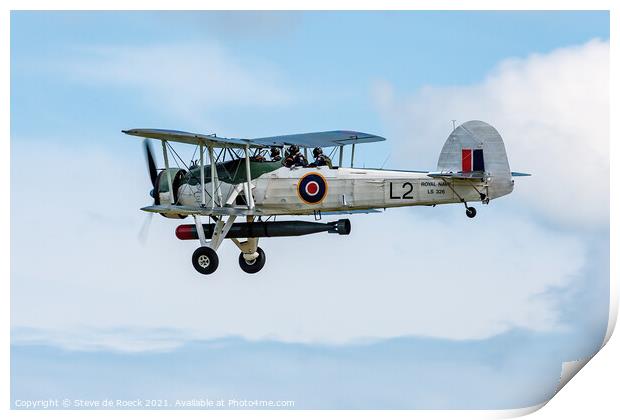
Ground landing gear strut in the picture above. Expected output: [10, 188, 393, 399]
[438, 176, 483, 219]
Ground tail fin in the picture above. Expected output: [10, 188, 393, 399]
[436, 120, 513, 199]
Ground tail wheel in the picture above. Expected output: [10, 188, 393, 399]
[239, 247, 266, 274]
[466, 207, 477, 218]
[192, 246, 219, 275]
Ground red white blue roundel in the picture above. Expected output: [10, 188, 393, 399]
[297, 172, 328, 204]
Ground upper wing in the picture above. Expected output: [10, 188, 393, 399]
[122, 128, 252, 148]
[123, 128, 385, 148]
[251, 130, 386, 148]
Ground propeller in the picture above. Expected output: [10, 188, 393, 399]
[139, 139, 158, 245]
[138, 212, 153, 245]
[143, 139, 158, 190]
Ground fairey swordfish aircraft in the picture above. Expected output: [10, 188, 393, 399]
[123, 120, 529, 275]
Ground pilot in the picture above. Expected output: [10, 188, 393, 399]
[310, 147, 332, 168]
[270, 146, 282, 161]
[284, 145, 308, 168]
[250, 154, 266, 162]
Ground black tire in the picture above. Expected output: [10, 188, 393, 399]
[238, 247, 266, 274]
[192, 246, 219, 275]
[466, 206, 477, 218]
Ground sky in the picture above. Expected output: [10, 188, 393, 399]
[10, 11, 610, 409]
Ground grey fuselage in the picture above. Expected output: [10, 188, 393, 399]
[172, 163, 513, 216]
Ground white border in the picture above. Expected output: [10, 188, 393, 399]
[3, 1, 616, 419]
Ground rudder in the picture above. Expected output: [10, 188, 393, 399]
[436, 120, 513, 199]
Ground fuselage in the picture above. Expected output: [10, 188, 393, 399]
[171, 159, 512, 216]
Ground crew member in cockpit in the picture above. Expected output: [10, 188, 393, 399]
[284, 145, 308, 168]
[310, 147, 332, 168]
[270, 146, 282, 161]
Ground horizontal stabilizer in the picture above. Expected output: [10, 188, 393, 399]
[511, 172, 531, 177]
[427, 171, 487, 181]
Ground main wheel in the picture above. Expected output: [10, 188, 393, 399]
[466, 206, 477, 218]
[239, 247, 266, 274]
[192, 246, 219, 275]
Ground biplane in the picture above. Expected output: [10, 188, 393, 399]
[123, 120, 529, 275]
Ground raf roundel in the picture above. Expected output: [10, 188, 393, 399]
[297, 172, 328, 204]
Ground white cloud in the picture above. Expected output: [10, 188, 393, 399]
[372, 39, 609, 229]
[11, 327, 188, 353]
[56, 42, 292, 125]
[11, 137, 587, 349]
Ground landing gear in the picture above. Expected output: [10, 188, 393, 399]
[189, 214, 267, 275]
[466, 206, 477, 218]
[192, 246, 219, 275]
[239, 247, 266, 274]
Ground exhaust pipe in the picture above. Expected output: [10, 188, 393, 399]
[176, 219, 351, 240]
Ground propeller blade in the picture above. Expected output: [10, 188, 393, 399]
[143, 139, 158, 189]
[138, 212, 154, 245]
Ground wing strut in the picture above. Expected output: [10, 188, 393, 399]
[161, 140, 174, 203]
[209, 146, 216, 209]
[199, 143, 206, 207]
[244, 145, 255, 209]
